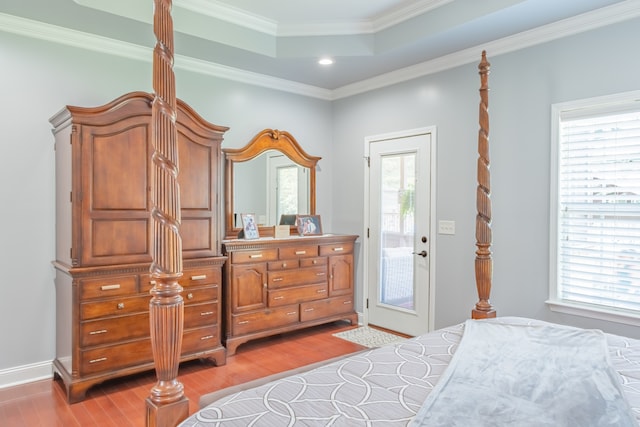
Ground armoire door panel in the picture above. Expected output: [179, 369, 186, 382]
[181, 218, 212, 254]
[89, 125, 150, 211]
[178, 138, 213, 210]
[90, 219, 149, 258]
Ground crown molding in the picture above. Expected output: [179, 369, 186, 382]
[175, 0, 278, 35]
[1, 0, 639, 102]
[371, 0, 454, 33]
[178, 0, 451, 37]
[330, 0, 640, 100]
[0, 12, 332, 100]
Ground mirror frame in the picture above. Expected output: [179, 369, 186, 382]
[224, 128, 321, 239]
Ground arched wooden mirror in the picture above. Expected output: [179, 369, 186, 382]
[224, 129, 321, 239]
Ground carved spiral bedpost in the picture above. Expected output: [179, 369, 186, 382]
[146, 0, 189, 426]
[472, 51, 497, 319]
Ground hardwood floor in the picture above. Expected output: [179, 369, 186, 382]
[0, 321, 365, 427]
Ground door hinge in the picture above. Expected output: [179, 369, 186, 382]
[367, 228, 370, 238]
[364, 156, 370, 167]
[366, 298, 369, 309]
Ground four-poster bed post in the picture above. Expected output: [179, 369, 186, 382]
[146, 0, 189, 426]
[472, 50, 496, 319]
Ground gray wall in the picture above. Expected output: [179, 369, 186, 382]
[0, 31, 332, 375]
[332, 17, 640, 334]
[1, 15, 639, 384]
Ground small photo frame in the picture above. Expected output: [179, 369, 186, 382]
[241, 213, 260, 239]
[296, 215, 322, 236]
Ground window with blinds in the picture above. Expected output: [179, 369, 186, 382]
[550, 92, 640, 321]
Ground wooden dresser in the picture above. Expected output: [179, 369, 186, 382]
[50, 92, 228, 403]
[222, 234, 358, 355]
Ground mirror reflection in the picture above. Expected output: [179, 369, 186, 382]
[233, 150, 310, 227]
[224, 128, 320, 239]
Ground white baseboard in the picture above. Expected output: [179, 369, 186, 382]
[0, 361, 53, 389]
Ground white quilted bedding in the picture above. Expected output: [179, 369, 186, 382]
[179, 317, 640, 426]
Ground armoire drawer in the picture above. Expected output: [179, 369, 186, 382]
[79, 276, 138, 300]
[80, 312, 149, 347]
[80, 338, 152, 376]
[80, 294, 150, 321]
[231, 306, 299, 335]
[182, 325, 220, 355]
[181, 268, 222, 288]
[183, 285, 218, 305]
[184, 302, 218, 329]
[268, 283, 327, 307]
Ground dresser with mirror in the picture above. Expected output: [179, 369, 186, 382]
[222, 129, 358, 354]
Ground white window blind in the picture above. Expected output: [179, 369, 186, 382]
[556, 104, 640, 314]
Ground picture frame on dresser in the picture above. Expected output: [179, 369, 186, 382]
[241, 213, 260, 239]
[296, 215, 322, 236]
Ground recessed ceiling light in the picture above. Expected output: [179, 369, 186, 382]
[318, 57, 334, 66]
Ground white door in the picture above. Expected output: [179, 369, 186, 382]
[364, 127, 436, 336]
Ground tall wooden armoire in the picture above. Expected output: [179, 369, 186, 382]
[50, 92, 228, 403]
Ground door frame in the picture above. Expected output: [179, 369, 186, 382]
[362, 126, 437, 334]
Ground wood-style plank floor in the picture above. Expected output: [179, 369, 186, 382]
[0, 321, 365, 427]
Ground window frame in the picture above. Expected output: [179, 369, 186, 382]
[548, 90, 640, 326]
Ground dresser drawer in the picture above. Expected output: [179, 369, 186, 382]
[319, 242, 354, 256]
[184, 302, 218, 329]
[278, 245, 318, 259]
[183, 285, 218, 305]
[81, 294, 150, 320]
[231, 249, 278, 264]
[182, 325, 220, 355]
[299, 257, 327, 268]
[268, 259, 299, 271]
[268, 284, 327, 307]
[79, 276, 137, 300]
[80, 312, 149, 347]
[267, 266, 327, 289]
[80, 338, 152, 376]
[300, 295, 354, 322]
[231, 306, 299, 335]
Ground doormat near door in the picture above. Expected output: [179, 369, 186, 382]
[333, 326, 406, 348]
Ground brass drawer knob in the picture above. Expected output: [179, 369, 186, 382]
[187, 293, 194, 299]
[117, 303, 125, 310]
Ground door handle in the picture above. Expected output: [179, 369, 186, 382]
[413, 250, 427, 258]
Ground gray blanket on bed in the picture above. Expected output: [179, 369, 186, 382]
[411, 319, 638, 427]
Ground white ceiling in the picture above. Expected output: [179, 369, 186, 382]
[0, 0, 637, 98]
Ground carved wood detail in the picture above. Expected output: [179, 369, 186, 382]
[146, 0, 189, 425]
[472, 50, 497, 320]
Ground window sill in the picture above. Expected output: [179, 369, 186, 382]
[546, 300, 640, 327]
